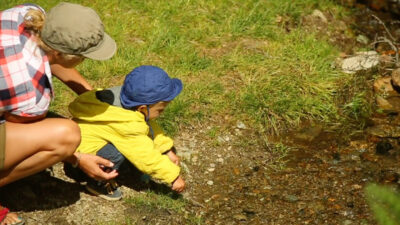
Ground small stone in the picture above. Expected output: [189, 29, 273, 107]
[208, 168, 215, 172]
[311, 9, 328, 23]
[356, 35, 369, 45]
[207, 180, 214, 185]
[343, 220, 353, 225]
[233, 214, 247, 221]
[294, 126, 322, 142]
[350, 155, 360, 162]
[217, 158, 224, 163]
[237, 121, 247, 129]
[210, 163, 216, 168]
[284, 194, 299, 202]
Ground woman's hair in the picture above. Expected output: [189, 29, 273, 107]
[24, 9, 84, 61]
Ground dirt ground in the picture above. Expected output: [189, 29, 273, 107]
[2, 3, 400, 225]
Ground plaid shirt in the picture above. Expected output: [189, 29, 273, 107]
[0, 4, 52, 117]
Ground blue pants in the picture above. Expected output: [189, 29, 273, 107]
[97, 143, 126, 171]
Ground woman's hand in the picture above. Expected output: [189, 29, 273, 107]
[78, 153, 118, 181]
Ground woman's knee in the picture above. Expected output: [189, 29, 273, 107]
[52, 120, 81, 156]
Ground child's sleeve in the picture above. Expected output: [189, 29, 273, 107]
[149, 120, 174, 154]
[112, 132, 180, 184]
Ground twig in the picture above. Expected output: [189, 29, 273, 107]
[371, 14, 396, 42]
[371, 37, 399, 63]
[182, 193, 205, 208]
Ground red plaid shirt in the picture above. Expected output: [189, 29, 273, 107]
[0, 4, 52, 117]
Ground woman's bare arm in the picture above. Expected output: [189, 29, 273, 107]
[51, 64, 92, 95]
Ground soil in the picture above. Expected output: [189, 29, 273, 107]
[2, 3, 400, 225]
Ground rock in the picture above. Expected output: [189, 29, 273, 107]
[391, 68, 400, 90]
[233, 214, 247, 221]
[236, 121, 247, 129]
[207, 180, 214, 185]
[376, 141, 393, 155]
[373, 77, 400, 97]
[375, 96, 400, 113]
[284, 194, 299, 202]
[311, 9, 328, 23]
[367, 124, 400, 138]
[341, 51, 379, 74]
[343, 219, 353, 225]
[356, 35, 369, 45]
[294, 126, 322, 142]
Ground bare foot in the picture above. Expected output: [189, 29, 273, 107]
[0, 207, 23, 225]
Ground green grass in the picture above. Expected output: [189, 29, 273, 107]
[1, 0, 356, 135]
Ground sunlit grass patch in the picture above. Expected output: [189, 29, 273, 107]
[125, 191, 184, 211]
[1, 0, 353, 136]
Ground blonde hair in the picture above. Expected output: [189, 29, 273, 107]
[24, 9, 83, 61]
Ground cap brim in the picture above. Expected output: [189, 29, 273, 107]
[82, 32, 117, 60]
[164, 79, 183, 101]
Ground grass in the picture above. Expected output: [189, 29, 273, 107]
[2, 0, 371, 223]
[1, 0, 358, 135]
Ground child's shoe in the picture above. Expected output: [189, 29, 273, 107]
[85, 179, 122, 201]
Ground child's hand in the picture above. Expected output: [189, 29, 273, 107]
[166, 150, 180, 165]
[172, 176, 185, 193]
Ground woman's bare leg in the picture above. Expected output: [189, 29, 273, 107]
[0, 118, 81, 187]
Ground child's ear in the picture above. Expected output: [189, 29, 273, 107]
[137, 105, 147, 114]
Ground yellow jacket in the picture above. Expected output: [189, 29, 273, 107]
[68, 89, 180, 184]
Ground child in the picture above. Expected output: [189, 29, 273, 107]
[68, 65, 185, 200]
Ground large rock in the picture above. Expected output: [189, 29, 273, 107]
[366, 124, 400, 138]
[376, 96, 400, 112]
[373, 76, 400, 97]
[391, 68, 400, 90]
[341, 51, 380, 74]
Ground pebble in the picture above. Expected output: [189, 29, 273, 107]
[210, 163, 216, 168]
[207, 180, 214, 185]
[233, 214, 247, 221]
[217, 158, 224, 163]
[237, 121, 247, 129]
[285, 194, 299, 202]
[208, 168, 215, 172]
[350, 155, 360, 161]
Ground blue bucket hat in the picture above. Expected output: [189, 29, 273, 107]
[120, 65, 183, 109]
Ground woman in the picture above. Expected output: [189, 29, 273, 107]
[0, 3, 118, 224]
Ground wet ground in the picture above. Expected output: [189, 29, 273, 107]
[2, 2, 400, 225]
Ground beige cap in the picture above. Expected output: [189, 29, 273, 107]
[41, 2, 116, 60]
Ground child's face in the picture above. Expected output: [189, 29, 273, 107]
[143, 102, 169, 120]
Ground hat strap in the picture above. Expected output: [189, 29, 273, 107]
[145, 105, 154, 139]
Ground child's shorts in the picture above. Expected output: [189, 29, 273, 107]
[0, 121, 5, 170]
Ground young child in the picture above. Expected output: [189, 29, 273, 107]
[68, 65, 185, 200]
